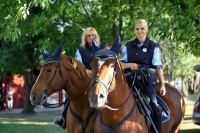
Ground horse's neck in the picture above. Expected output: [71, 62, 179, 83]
[61, 56, 90, 99]
[101, 68, 135, 123]
[107, 66, 134, 108]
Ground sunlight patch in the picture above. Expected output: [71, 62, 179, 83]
[0, 121, 51, 125]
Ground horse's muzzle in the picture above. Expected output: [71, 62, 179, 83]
[30, 94, 42, 106]
[88, 91, 106, 109]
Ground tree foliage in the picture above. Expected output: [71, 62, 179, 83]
[0, 0, 199, 112]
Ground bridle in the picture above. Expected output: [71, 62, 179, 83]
[40, 60, 67, 108]
[89, 54, 138, 132]
[90, 56, 132, 110]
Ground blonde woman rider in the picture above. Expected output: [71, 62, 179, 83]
[120, 19, 166, 133]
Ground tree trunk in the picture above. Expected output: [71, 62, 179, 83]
[22, 70, 35, 114]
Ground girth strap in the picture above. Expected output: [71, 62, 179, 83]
[100, 100, 137, 133]
[69, 104, 96, 133]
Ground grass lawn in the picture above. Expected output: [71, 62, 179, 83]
[0, 92, 200, 133]
[0, 108, 65, 133]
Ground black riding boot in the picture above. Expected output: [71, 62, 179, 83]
[54, 97, 70, 129]
[153, 106, 162, 133]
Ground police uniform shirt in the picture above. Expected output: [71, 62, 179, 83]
[120, 37, 162, 68]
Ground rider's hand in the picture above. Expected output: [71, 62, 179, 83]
[129, 63, 140, 71]
[86, 69, 92, 76]
[160, 85, 166, 96]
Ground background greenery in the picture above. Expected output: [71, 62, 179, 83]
[0, 0, 200, 113]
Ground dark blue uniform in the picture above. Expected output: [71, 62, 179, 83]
[120, 37, 162, 112]
[75, 43, 105, 70]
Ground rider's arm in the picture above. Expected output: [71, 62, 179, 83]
[152, 46, 166, 96]
[75, 49, 83, 63]
[121, 62, 140, 70]
[156, 68, 165, 86]
[156, 67, 166, 96]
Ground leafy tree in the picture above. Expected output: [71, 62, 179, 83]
[0, 0, 199, 113]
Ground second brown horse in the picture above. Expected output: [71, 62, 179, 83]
[88, 47, 185, 132]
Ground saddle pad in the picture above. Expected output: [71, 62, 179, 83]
[156, 95, 170, 123]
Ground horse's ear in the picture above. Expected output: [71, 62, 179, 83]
[110, 35, 121, 54]
[43, 49, 51, 57]
[92, 38, 100, 53]
[55, 43, 62, 57]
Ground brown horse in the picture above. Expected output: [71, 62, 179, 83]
[88, 48, 185, 132]
[155, 83, 185, 132]
[30, 44, 98, 133]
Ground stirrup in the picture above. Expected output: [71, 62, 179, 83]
[53, 116, 66, 129]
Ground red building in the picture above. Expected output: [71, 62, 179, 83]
[0, 75, 25, 109]
[0, 74, 64, 110]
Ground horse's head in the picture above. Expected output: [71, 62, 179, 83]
[30, 44, 66, 106]
[88, 36, 121, 109]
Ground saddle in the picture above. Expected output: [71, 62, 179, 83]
[137, 92, 170, 122]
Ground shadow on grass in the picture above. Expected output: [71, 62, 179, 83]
[184, 92, 199, 102]
[183, 114, 192, 121]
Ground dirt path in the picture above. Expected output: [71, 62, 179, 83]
[180, 92, 200, 130]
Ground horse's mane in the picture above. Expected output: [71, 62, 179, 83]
[116, 58, 125, 76]
[61, 54, 88, 78]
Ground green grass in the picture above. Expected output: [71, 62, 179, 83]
[0, 109, 65, 133]
[1, 93, 200, 133]
[180, 129, 200, 133]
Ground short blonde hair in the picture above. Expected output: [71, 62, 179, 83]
[135, 19, 148, 29]
[80, 27, 100, 47]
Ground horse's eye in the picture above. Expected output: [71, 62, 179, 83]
[46, 69, 52, 73]
[111, 64, 115, 68]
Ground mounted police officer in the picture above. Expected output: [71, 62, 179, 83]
[54, 27, 105, 129]
[120, 19, 166, 133]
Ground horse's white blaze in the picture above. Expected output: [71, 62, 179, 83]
[97, 60, 108, 105]
[98, 60, 105, 69]
[108, 66, 114, 76]
[31, 72, 42, 91]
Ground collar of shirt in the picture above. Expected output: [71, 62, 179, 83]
[134, 37, 150, 48]
[137, 43, 143, 47]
